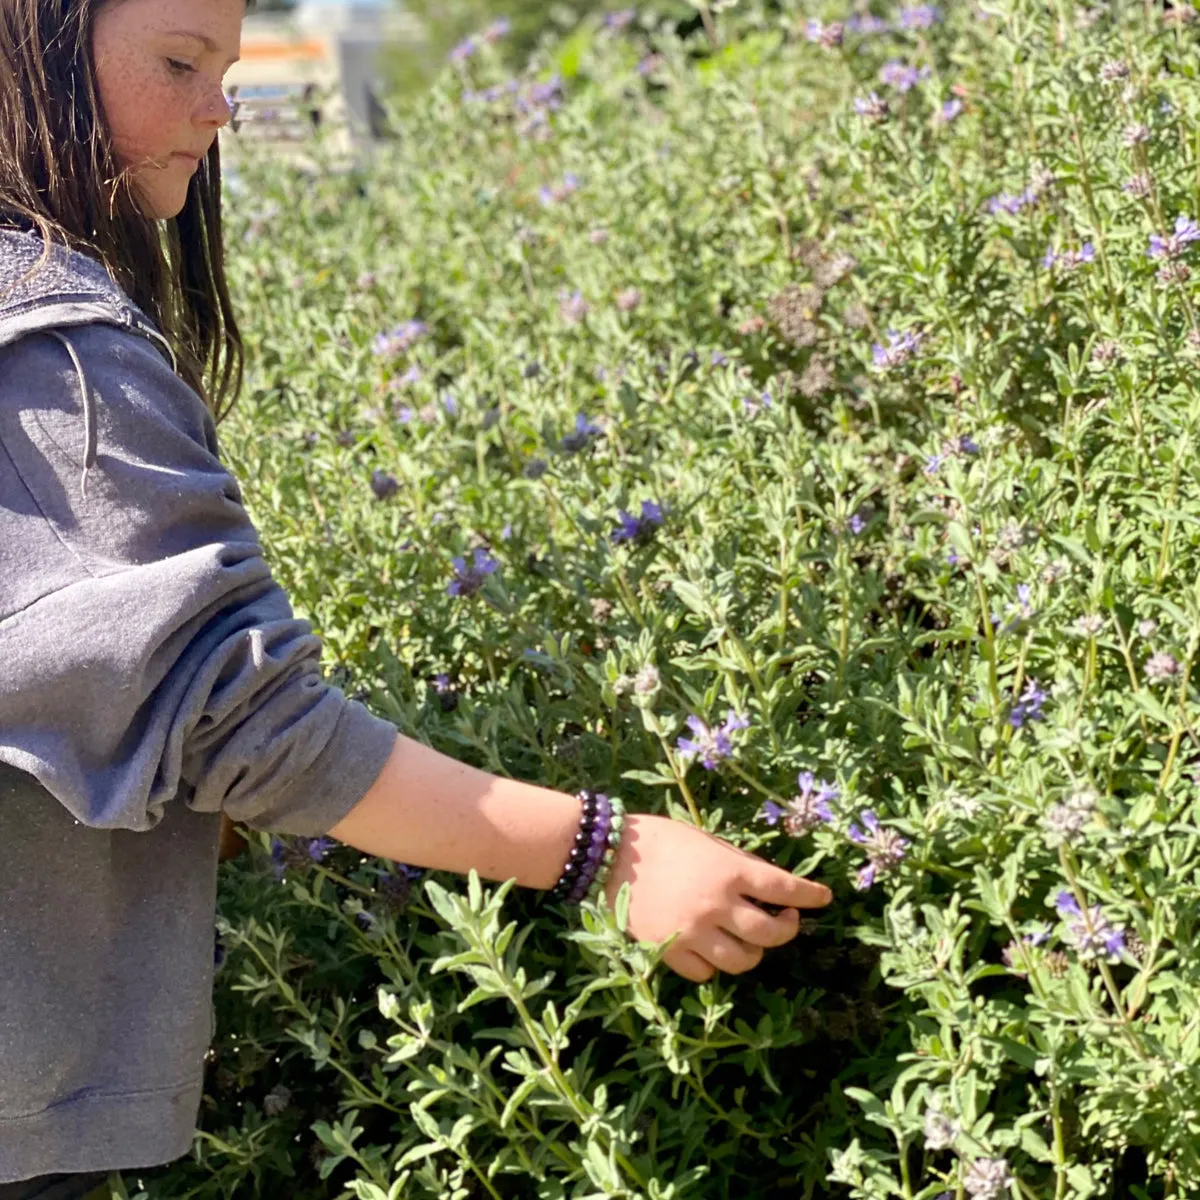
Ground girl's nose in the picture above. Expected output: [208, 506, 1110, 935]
[199, 84, 235, 130]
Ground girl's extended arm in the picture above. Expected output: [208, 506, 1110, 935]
[327, 732, 832, 983]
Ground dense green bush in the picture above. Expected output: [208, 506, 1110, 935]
[124, 2, 1200, 1197]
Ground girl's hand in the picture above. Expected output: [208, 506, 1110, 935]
[603, 813, 832, 982]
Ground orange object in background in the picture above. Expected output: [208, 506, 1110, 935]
[240, 38, 328, 62]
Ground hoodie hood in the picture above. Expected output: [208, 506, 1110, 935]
[0, 228, 178, 497]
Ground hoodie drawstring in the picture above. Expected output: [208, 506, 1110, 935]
[46, 329, 97, 501]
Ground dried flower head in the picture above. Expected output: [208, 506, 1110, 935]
[1091, 340, 1124, 366]
[633, 665, 661, 697]
[965, 1157, 1014, 1199]
[1145, 651, 1180, 681]
[766, 285, 824, 347]
[923, 1107, 960, 1151]
[1043, 787, 1097, 845]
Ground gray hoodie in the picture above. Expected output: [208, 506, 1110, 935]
[0, 228, 400, 1185]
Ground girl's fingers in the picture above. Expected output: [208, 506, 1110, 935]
[693, 928, 765, 975]
[727, 898, 801, 949]
[750, 867, 832, 910]
[665, 947, 719, 983]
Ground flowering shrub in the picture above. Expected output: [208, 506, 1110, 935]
[132, 2, 1200, 1197]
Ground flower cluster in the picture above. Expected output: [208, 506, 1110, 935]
[1043, 241, 1095, 272]
[611, 500, 664, 545]
[1042, 787, 1096, 846]
[986, 165, 1054, 217]
[1008, 678, 1048, 728]
[805, 19, 845, 48]
[847, 811, 909, 890]
[1147, 215, 1200, 260]
[761, 772, 839, 836]
[560, 413, 603, 453]
[448, 548, 500, 597]
[373, 319, 428, 358]
[1054, 891, 1125, 961]
[879, 60, 930, 93]
[677, 710, 750, 770]
[853, 92, 890, 122]
[872, 328, 923, 371]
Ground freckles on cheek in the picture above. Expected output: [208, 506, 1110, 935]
[96, 50, 176, 168]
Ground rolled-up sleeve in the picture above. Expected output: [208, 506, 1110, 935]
[0, 323, 399, 836]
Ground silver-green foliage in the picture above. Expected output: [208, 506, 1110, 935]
[132, 2, 1200, 1197]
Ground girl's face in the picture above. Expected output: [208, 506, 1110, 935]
[92, 0, 245, 220]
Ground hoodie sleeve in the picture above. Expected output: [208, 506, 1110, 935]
[0, 322, 400, 836]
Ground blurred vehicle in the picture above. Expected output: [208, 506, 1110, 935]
[221, 0, 424, 165]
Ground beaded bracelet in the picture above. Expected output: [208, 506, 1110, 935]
[546, 789, 626, 906]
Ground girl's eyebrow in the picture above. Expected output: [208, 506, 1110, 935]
[165, 29, 241, 65]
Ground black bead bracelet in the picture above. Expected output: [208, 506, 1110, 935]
[546, 789, 626, 905]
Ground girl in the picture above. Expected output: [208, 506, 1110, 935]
[0, 1, 832, 1196]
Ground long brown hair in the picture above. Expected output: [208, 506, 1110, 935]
[0, 0, 245, 421]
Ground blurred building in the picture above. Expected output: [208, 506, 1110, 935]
[221, 0, 424, 163]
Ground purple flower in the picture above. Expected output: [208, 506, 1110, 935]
[448, 548, 500, 597]
[677, 709, 750, 770]
[853, 92, 890, 121]
[806, 19, 845, 47]
[848, 511, 867, 535]
[483, 18, 511, 43]
[449, 36, 478, 63]
[898, 5, 942, 28]
[1055, 891, 1125, 961]
[847, 810, 909, 890]
[1148, 216, 1200, 259]
[433, 673, 454, 694]
[762, 772, 838, 836]
[711, 350, 729, 367]
[879, 60, 928, 93]
[559, 289, 590, 324]
[442, 391, 458, 416]
[370, 469, 399, 501]
[873, 328, 923, 371]
[637, 53, 665, 77]
[742, 390, 773, 417]
[987, 189, 1038, 217]
[937, 98, 964, 123]
[561, 413, 603, 453]
[1044, 241, 1096, 272]
[307, 837, 336, 863]
[848, 14, 890, 34]
[540, 173, 581, 206]
[604, 9, 637, 30]
[373, 320, 428, 358]
[611, 500, 665, 545]
[1009, 678, 1048, 728]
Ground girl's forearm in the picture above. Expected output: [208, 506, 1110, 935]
[327, 732, 583, 890]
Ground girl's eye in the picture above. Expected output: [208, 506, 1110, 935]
[166, 59, 196, 75]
